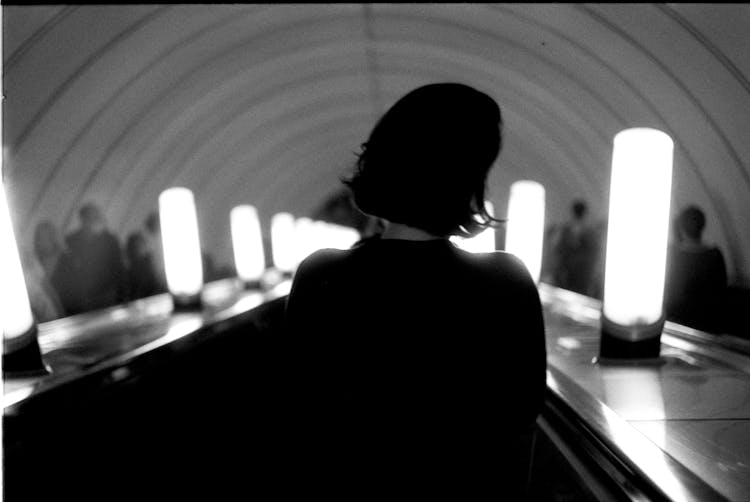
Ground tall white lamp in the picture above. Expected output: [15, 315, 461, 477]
[159, 187, 204, 310]
[1, 177, 49, 376]
[600, 128, 673, 360]
[505, 181, 546, 283]
[271, 212, 297, 276]
[231, 205, 265, 289]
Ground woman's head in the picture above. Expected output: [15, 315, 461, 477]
[344, 83, 503, 237]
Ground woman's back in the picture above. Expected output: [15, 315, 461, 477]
[283, 238, 546, 494]
[273, 82, 545, 497]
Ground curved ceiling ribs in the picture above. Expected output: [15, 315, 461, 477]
[578, 3, 749, 282]
[3, 4, 749, 285]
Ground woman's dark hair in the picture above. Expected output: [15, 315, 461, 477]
[343, 83, 503, 237]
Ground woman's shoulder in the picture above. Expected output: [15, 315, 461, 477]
[296, 248, 351, 277]
[458, 249, 535, 286]
[461, 248, 528, 271]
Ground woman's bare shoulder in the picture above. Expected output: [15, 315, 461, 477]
[467, 249, 529, 273]
[296, 248, 350, 276]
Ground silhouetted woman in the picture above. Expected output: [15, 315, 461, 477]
[283, 83, 546, 498]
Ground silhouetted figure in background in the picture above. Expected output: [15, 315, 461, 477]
[284, 83, 546, 498]
[65, 204, 126, 313]
[144, 212, 168, 293]
[202, 250, 220, 282]
[665, 205, 727, 333]
[588, 218, 609, 300]
[550, 199, 598, 296]
[33, 220, 79, 317]
[541, 223, 561, 285]
[125, 232, 161, 300]
[21, 247, 65, 322]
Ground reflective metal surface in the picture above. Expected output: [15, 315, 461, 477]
[3, 278, 288, 414]
[632, 420, 750, 502]
[540, 283, 750, 501]
[5, 279, 748, 500]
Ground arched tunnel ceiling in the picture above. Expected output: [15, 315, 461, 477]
[3, 3, 749, 286]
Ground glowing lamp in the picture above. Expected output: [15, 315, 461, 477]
[505, 181, 545, 283]
[324, 222, 360, 250]
[600, 128, 673, 360]
[450, 202, 496, 253]
[271, 212, 297, 275]
[294, 219, 360, 266]
[1, 178, 49, 377]
[294, 217, 317, 265]
[231, 205, 265, 288]
[159, 187, 204, 310]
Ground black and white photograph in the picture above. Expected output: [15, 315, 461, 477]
[2, 4, 749, 500]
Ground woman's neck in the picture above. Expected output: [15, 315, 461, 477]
[381, 222, 445, 241]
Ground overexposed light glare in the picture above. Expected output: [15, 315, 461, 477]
[295, 219, 360, 264]
[1, 174, 34, 339]
[271, 212, 297, 273]
[603, 128, 673, 326]
[602, 370, 667, 422]
[451, 202, 496, 253]
[321, 222, 359, 250]
[600, 396, 687, 501]
[294, 217, 316, 264]
[159, 187, 204, 297]
[505, 181, 545, 282]
[231, 205, 265, 282]
[601, 370, 667, 462]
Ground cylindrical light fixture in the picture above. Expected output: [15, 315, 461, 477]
[231, 205, 265, 289]
[600, 128, 673, 360]
[271, 212, 297, 276]
[294, 217, 317, 265]
[505, 181, 545, 283]
[325, 222, 360, 251]
[159, 187, 204, 310]
[1, 177, 49, 377]
[451, 202, 496, 254]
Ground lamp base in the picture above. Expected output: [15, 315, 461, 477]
[599, 315, 664, 359]
[3, 326, 51, 379]
[593, 354, 667, 367]
[171, 293, 203, 312]
[260, 268, 285, 290]
[241, 279, 262, 290]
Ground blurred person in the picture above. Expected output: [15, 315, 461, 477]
[664, 205, 727, 333]
[550, 199, 598, 296]
[125, 232, 161, 300]
[144, 211, 168, 292]
[65, 203, 126, 313]
[282, 83, 546, 498]
[20, 248, 65, 322]
[587, 218, 608, 300]
[33, 220, 79, 316]
[540, 222, 561, 284]
[202, 250, 219, 283]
